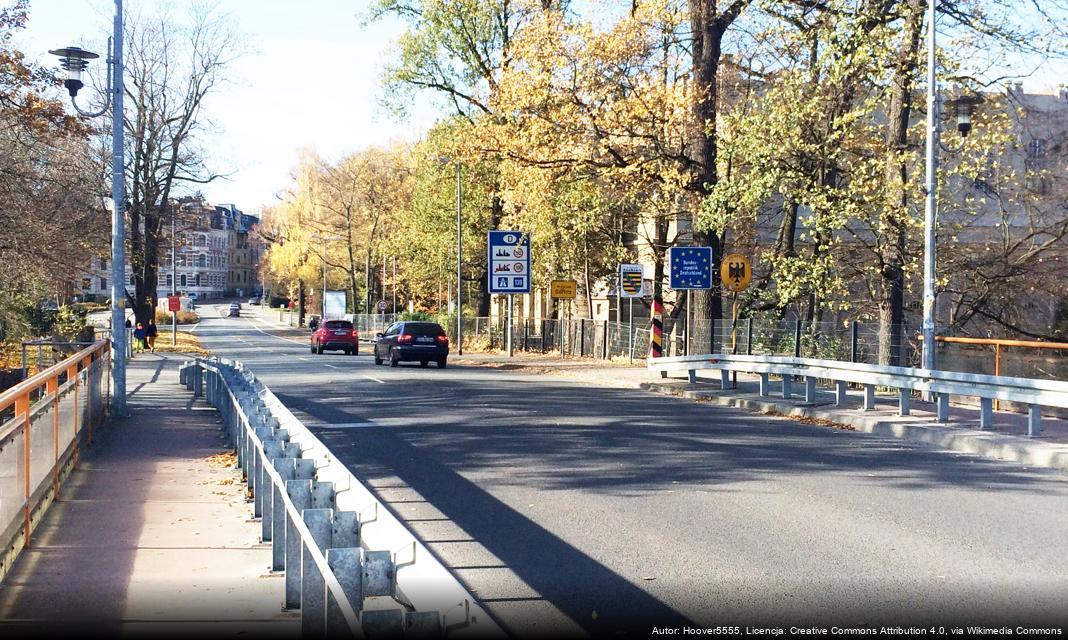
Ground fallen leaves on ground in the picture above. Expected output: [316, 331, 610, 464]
[205, 450, 237, 467]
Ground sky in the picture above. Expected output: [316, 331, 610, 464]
[13, 0, 439, 213]
[13, 1, 1067, 215]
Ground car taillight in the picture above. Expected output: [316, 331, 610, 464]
[436, 335, 448, 344]
[350, 330, 358, 338]
[398, 334, 412, 344]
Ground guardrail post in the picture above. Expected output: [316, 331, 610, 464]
[898, 388, 911, 416]
[326, 547, 364, 635]
[302, 508, 334, 638]
[863, 384, 876, 411]
[362, 610, 404, 637]
[260, 440, 284, 541]
[1028, 405, 1042, 437]
[687, 369, 697, 384]
[835, 381, 847, 406]
[805, 376, 816, 403]
[850, 321, 859, 363]
[720, 369, 731, 390]
[793, 320, 802, 358]
[781, 375, 792, 400]
[286, 479, 314, 609]
[579, 320, 585, 357]
[936, 393, 950, 422]
[979, 397, 993, 429]
[273, 459, 296, 569]
[759, 373, 769, 396]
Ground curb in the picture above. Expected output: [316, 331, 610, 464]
[640, 381, 1068, 474]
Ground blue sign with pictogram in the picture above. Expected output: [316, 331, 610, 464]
[488, 231, 531, 294]
[669, 246, 713, 290]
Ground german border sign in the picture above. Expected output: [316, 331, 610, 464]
[488, 231, 531, 294]
[550, 280, 577, 299]
[668, 247, 713, 290]
[721, 253, 752, 293]
[619, 264, 644, 298]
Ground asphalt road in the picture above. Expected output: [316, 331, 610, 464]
[194, 304, 1068, 636]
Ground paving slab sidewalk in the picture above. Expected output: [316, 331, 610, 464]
[0, 354, 297, 638]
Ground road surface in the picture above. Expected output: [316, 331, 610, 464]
[192, 303, 1068, 636]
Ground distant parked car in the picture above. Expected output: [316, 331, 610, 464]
[311, 320, 359, 355]
[248, 297, 261, 305]
[373, 321, 448, 368]
[227, 303, 240, 318]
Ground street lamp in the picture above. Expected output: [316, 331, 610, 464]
[50, 0, 126, 417]
[922, 0, 983, 374]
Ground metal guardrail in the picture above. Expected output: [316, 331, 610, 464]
[0, 340, 109, 581]
[648, 353, 1068, 437]
[179, 357, 501, 638]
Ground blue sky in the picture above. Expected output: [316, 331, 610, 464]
[14, 0, 439, 213]
[14, 1, 1067, 214]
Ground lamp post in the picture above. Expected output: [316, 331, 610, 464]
[437, 157, 463, 354]
[922, 0, 980, 373]
[50, 0, 126, 416]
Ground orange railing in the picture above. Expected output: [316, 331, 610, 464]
[0, 340, 109, 575]
[936, 335, 1068, 409]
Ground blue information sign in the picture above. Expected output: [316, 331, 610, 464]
[669, 246, 713, 290]
[488, 231, 531, 294]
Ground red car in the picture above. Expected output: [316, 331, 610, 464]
[311, 319, 359, 355]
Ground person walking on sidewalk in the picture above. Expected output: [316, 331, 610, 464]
[147, 320, 158, 352]
[133, 322, 148, 352]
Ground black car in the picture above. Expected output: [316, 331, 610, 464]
[373, 321, 449, 368]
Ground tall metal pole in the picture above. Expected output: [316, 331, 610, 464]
[456, 162, 463, 355]
[507, 294, 514, 357]
[109, 0, 127, 416]
[322, 241, 327, 319]
[171, 200, 176, 345]
[392, 256, 397, 313]
[922, 0, 939, 371]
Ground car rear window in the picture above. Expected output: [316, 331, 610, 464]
[405, 322, 445, 336]
[324, 321, 354, 330]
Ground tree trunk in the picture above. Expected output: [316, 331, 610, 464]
[877, 0, 924, 366]
[477, 192, 504, 318]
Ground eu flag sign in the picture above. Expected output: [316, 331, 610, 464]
[668, 246, 713, 290]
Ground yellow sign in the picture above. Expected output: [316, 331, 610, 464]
[721, 253, 752, 293]
[550, 279, 577, 299]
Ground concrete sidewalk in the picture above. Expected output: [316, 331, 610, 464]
[0, 355, 297, 637]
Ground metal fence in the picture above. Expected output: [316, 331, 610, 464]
[0, 341, 109, 581]
[180, 356, 500, 637]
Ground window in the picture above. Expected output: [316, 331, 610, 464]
[166, 274, 173, 287]
[100, 258, 107, 270]
[130, 275, 135, 285]
[100, 277, 107, 290]
[197, 255, 206, 268]
[180, 274, 187, 287]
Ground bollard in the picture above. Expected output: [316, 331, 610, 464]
[285, 479, 313, 609]
[302, 508, 334, 638]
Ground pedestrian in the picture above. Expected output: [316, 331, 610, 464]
[309, 316, 320, 332]
[124, 317, 132, 329]
[133, 322, 148, 352]
[147, 319, 158, 352]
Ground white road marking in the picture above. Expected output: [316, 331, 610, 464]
[364, 375, 386, 384]
[187, 322, 201, 333]
[304, 422, 376, 429]
[324, 363, 339, 369]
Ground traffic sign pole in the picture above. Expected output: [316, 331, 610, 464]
[628, 298, 634, 363]
[507, 294, 514, 357]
